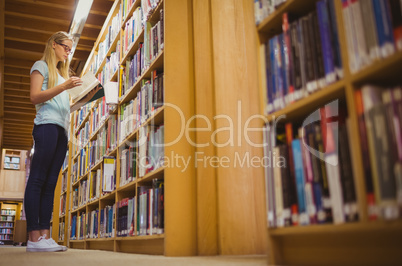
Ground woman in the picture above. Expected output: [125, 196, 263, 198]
[24, 31, 99, 252]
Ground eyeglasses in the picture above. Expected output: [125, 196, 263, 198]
[55, 42, 72, 54]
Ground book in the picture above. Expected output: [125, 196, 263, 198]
[103, 81, 119, 104]
[67, 71, 105, 104]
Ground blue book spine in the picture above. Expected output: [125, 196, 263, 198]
[273, 35, 284, 110]
[109, 206, 113, 237]
[372, 0, 395, 56]
[71, 215, 76, 239]
[291, 139, 308, 222]
[269, 38, 277, 112]
[372, 1, 386, 45]
[280, 33, 289, 103]
[317, 0, 336, 83]
[327, 0, 342, 76]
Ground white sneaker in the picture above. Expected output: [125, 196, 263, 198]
[46, 237, 68, 251]
[26, 235, 63, 252]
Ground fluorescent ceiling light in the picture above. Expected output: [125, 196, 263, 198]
[73, 0, 94, 23]
[68, 0, 94, 60]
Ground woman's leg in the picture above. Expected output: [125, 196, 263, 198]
[38, 125, 68, 235]
[24, 124, 60, 241]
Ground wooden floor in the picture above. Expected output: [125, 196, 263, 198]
[0, 246, 267, 266]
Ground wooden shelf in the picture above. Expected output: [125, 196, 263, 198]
[87, 198, 100, 207]
[69, 240, 85, 243]
[145, 106, 164, 127]
[266, 80, 345, 123]
[350, 50, 402, 86]
[269, 220, 402, 237]
[86, 237, 115, 241]
[117, 179, 137, 193]
[89, 159, 102, 172]
[100, 190, 116, 201]
[116, 234, 164, 241]
[62, 166, 68, 174]
[137, 167, 164, 184]
[110, 68, 119, 82]
[118, 127, 139, 149]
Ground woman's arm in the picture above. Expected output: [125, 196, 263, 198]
[30, 70, 82, 105]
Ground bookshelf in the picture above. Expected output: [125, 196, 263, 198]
[52, 0, 198, 256]
[0, 201, 22, 244]
[256, 0, 402, 265]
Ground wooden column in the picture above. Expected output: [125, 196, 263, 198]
[193, 0, 218, 255]
[164, 0, 197, 256]
[209, 0, 267, 255]
[0, 0, 5, 151]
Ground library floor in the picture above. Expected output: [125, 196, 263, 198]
[0, 246, 267, 266]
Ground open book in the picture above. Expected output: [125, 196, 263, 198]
[67, 71, 104, 104]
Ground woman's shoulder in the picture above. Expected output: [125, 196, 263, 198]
[31, 60, 49, 76]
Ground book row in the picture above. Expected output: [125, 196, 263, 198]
[73, 105, 91, 132]
[0, 216, 13, 222]
[254, 0, 288, 25]
[122, 7, 143, 55]
[93, 9, 122, 74]
[342, 0, 402, 73]
[73, 116, 118, 179]
[71, 158, 116, 211]
[355, 85, 402, 220]
[120, 19, 164, 101]
[262, 0, 343, 114]
[89, 1, 163, 80]
[58, 220, 65, 241]
[71, 205, 115, 240]
[0, 222, 13, 228]
[0, 229, 12, 234]
[75, 112, 118, 158]
[120, 72, 164, 141]
[264, 103, 357, 227]
[0, 235, 12, 240]
[71, 181, 165, 240]
[59, 193, 67, 217]
[71, 98, 113, 160]
[62, 150, 69, 172]
[97, 43, 120, 85]
[138, 124, 164, 178]
[0, 210, 16, 216]
[61, 170, 68, 193]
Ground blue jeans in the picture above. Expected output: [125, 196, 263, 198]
[24, 124, 68, 232]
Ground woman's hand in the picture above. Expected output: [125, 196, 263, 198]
[64, 76, 83, 90]
[79, 84, 102, 103]
[70, 85, 102, 113]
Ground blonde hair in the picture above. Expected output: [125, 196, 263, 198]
[41, 31, 73, 89]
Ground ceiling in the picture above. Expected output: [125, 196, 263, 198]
[0, 0, 114, 151]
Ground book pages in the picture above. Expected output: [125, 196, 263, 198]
[67, 71, 100, 102]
